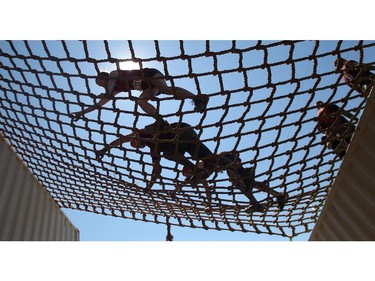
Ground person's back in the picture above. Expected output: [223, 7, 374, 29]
[140, 122, 194, 141]
[138, 122, 211, 163]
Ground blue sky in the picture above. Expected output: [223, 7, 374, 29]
[1, 3, 375, 281]
[0, 40, 374, 242]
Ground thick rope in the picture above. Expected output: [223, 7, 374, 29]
[0, 40, 373, 238]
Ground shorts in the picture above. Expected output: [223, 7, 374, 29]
[176, 124, 213, 159]
[137, 68, 164, 95]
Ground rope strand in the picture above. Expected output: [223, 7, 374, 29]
[0, 40, 373, 239]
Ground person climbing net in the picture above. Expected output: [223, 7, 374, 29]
[95, 121, 287, 213]
[70, 67, 209, 128]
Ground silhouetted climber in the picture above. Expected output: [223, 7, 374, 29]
[96, 121, 287, 213]
[335, 58, 374, 97]
[71, 67, 209, 128]
[183, 151, 287, 213]
[316, 101, 357, 158]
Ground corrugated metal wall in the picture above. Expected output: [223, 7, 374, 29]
[0, 133, 79, 241]
[310, 87, 375, 241]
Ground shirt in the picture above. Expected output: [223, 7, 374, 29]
[112, 68, 162, 92]
[137, 122, 194, 162]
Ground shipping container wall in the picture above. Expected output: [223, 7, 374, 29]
[0, 134, 79, 241]
[310, 87, 375, 241]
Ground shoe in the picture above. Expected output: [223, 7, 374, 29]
[276, 193, 288, 211]
[193, 94, 209, 113]
[245, 203, 264, 213]
[95, 149, 106, 160]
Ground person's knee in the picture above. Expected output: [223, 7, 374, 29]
[136, 97, 148, 107]
[158, 85, 173, 94]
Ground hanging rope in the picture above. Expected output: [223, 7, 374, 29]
[166, 217, 174, 241]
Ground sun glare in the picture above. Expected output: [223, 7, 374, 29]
[120, 61, 140, 70]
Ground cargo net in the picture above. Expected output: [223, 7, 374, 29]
[1, 40, 374, 239]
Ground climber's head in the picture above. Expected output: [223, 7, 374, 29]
[95, 72, 109, 87]
[316, 100, 324, 109]
[334, 58, 346, 70]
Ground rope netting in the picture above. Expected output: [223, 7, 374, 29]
[1, 40, 374, 239]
